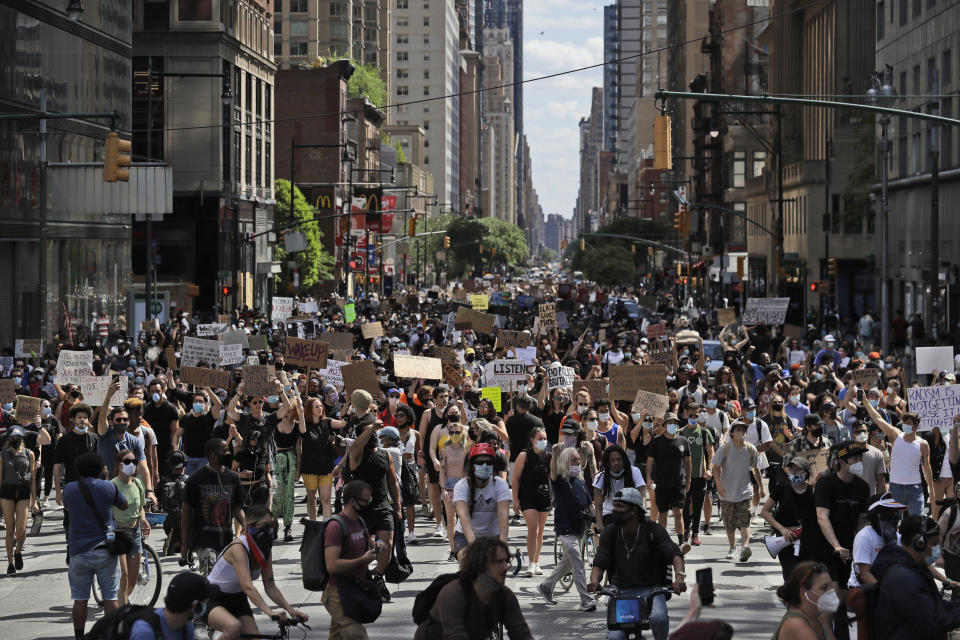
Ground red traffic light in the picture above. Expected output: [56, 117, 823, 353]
[349, 260, 357, 269]
[222, 286, 232, 296]
[810, 282, 818, 292]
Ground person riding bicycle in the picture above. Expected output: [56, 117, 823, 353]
[203, 504, 308, 640]
[588, 487, 686, 640]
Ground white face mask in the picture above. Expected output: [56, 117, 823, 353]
[789, 395, 800, 405]
[806, 588, 840, 614]
[631, 412, 642, 422]
[854, 432, 869, 443]
[598, 412, 610, 423]
[121, 462, 137, 476]
[586, 420, 598, 431]
[577, 404, 589, 414]
[848, 461, 864, 477]
[569, 465, 581, 478]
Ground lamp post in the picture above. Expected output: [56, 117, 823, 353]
[865, 65, 897, 357]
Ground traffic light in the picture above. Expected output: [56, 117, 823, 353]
[222, 285, 233, 296]
[579, 238, 585, 251]
[443, 235, 450, 249]
[491, 246, 497, 256]
[103, 132, 132, 182]
[408, 218, 416, 237]
[828, 258, 838, 277]
[810, 281, 820, 292]
[654, 115, 672, 170]
[673, 211, 682, 230]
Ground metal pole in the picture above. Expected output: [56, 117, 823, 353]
[880, 114, 890, 356]
[824, 136, 831, 319]
[776, 104, 784, 297]
[930, 70, 941, 342]
[145, 61, 154, 319]
[39, 90, 48, 341]
[346, 161, 353, 297]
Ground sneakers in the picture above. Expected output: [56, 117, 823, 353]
[510, 514, 521, 525]
[447, 552, 457, 562]
[408, 532, 420, 545]
[13, 552, 22, 571]
[578, 602, 597, 612]
[433, 525, 445, 538]
[724, 546, 736, 560]
[5, 564, 13, 575]
[522, 565, 535, 577]
[283, 528, 294, 543]
[691, 535, 701, 546]
[374, 573, 391, 603]
[739, 545, 752, 563]
[702, 522, 711, 535]
[532, 562, 543, 576]
[537, 582, 557, 605]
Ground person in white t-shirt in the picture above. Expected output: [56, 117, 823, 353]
[849, 492, 906, 587]
[452, 443, 512, 560]
[740, 398, 773, 517]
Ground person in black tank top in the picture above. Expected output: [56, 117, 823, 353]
[419, 385, 450, 534]
[272, 400, 305, 541]
[511, 426, 553, 576]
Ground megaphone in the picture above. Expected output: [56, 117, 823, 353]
[765, 535, 793, 558]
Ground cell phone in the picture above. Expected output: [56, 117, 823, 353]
[696, 567, 715, 606]
[857, 388, 864, 401]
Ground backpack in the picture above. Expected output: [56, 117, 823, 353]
[82, 604, 161, 640]
[717, 441, 758, 470]
[157, 474, 188, 513]
[299, 514, 367, 592]
[412, 573, 507, 640]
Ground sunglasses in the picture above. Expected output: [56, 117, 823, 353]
[121, 458, 137, 465]
[251, 401, 263, 406]
[114, 418, 130, 423]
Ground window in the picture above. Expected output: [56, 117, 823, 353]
[424, 53, 430, 61]
[274, 18, 282, 34]
[657, 13, 666, 24]
[275, 0, 282, 11]
[899, 0, 907, 24]
[274, 40, 282, 56]
[330, 1, 346, 17]
[397, 86, 409, 96]
[265, 141, 271, 186]
[423, 121, 429, 130]
[877, 1, 884, 39]
[396, 34, 408, 44]
[752, 151, 766, 177]
[396, 16, 408, 26]
[423, 16, 429, 26]
[397, 0, 408, 7]
[289, 20, 308, 35]
[913, 0, 921, 17]
[944, 50, 952, 86]
[289, 0, 307, 12]
[423, 69, 430, 79]
[179, 0, 212, 20]
[423, 86, 430, 96]
[928, 57, 937, 89]
[913, 64, 921, 95]
[397, 51, 408, 61]
[944, 98, 953, 168]
[732, 151, 746, 187]
[245, 134, 252, 184]
[256, 138, 262, 187]
[291, 41, 307, 55]
[899, 71, 906, 98]
[424, 35, 430, 44]
[397, 69, 408, 78]
[331, 22, 348, 37]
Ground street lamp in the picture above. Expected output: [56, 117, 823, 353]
[865, 65, 897, 357]
[221, 83, 233, 107]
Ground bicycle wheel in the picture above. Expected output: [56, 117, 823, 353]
[556, 536, 574, 592]
[127, 543, 163, 607]
[582, 532, 596, 567]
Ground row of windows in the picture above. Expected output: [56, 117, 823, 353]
[396, 69, 430, 79]
[274, 0, 308, 13]
[396, 17, 431, 27]
[397, 34, 431, 44]
[878, 0, 949, 38]
[396, 85, 432, 96]
[730, 151, 767, 188]
[396, 1, 430, 9]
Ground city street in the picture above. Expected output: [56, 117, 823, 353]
[4, 487, 788, 639]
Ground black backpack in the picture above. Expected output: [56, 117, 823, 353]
[412, 573, 461, 625]
[82, 604, 161, 640]
[300, 514, 366, 591]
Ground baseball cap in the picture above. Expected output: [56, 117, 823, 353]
[387, 387, 402, 396]
[8, 426, 24, 437]
[465, 347, 476, 355]
[378, 426, 401, 442]
[824, 334, 836, 342]
[868, 351, 881, 360]
[663, 412, 680, 424]
[868, 492, 907, 512]
[729, 420, 749, 433]
[836, 442, 867, 460]
[165, 571, 212, 611]
[322, 384, 337, 395]
[741, 397, 757, 410]
[786, 456, 812, 474]
[561, 418, 581, 434]
[613, 487, 645, 509]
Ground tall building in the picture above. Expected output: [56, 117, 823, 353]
[877, 1, 960, 335]
[391, 0, 460, 206]
[603, 4, 619, 152]
[576, 88, 605, 233]
[544, 213, 573, 254]
[134, 0, 278, 312]
[482, 29, 516, 224]
[666, 0, 709, 186]
[457, 0, 483, 216]
[615, 0, 641, 174]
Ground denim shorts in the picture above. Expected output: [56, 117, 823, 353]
[117, 525, 143, 558]
[68, 547, 120, 601]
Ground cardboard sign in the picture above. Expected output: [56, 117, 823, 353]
[219, 343, 244, 366]
[318, 360, 347, 391]
[394, 354, 443, 380]
[56, 350, 94, 385]
[470, 294, 489, 310]
[645, 323, 668, 339]
[79, 375, 128, 407]
[361, 322, 384, 339]
[271, 297, 294, 322]
[180, 366, 232, 389]
[181, 337, 221, 367]
[331, 349, 355, 362]
[555, 311, 570, 330]
[165, 347, 178, 370]
[717, 308, 737, 326]
[341, 360, 380, 395]
[496, 330, 531, 350]
[463, 279, 477, 293]
[14, 395, 41, 421]
[798, 448, 830, 481]
[742, 298, 790, 325]
[609, 364, 643, 401]
[631, 390, 670, 419]
[576, 379, 608, 401]
[217, 314, 233, 324]
[637, 364, 668, 396]
[538, 303, 557, 329]
[546, 363, 576, 390]
[0, 380, 17, 403]
[241, 365, 277, 396]
[221, 329, 250, 349]
[454, 306, 495, 334]
[433, 347, 460, 366]
[247, 335, 269, 352]
[850, 368, 881, 387]
[481, 386, 502, 413]
[442, 360, 463, 387]
[15, 339, 42, 358]
[140, 319, 159, 332]
[285, 338, 329, 368]
[646, 338, 672, 364]
[906, 385, 960, 431]
[324, 332, 355, 351]
[344, 303, 356, 323]
[246, 356, 259, 365]
[485, 359, 527, 389]
[916, 346, 954, 375]
[197, 323, 230, 337]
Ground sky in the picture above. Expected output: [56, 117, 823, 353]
[523, 0, 604, 220]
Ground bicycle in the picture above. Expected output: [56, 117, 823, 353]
[207, 615, 310, 640]
[92, 541, 163, 607]
[596, 584, 674, 640]
[553, 529, 596, 592]
[178, 546, 218, 577]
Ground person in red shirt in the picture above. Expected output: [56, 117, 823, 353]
[377, 388, 405, 427]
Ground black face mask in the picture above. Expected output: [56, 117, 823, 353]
[809, 427, 823, 437]
[772, 403, 784, 411]
[250, 526, 274, 557]
[612, 510, 632, 524]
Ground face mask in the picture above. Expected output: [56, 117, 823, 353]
[326, 393, 338, 403]
[903, 424, 914, 435]
[878, 519, 899, 544]
[697, 413, 707, 424]
[789, 395, 800, 405]
[848, 461, 864, 477]
[569, 464, 581, 478]
[151, 392, 161, 403]
[772, 403, 784, 411]
[609, 467, 624, 478]
[128, 358, 137, 367]
[193, 403, 204, 414]
[121, 462, 136, 476]
[473, 463, 493, 480]
[815, 373, 823, 381]
[928, 544, 942, 566]
[642, 421, 654, 431]
[465, 354, 475, 362]
[248, 525, 274, 558]
[544, 345, 551, 352]
[535, 439, 548, 452]
[869, 399, 879, 408]
[586, 420, 598, 431]
[631, 412, 642, 422]
[788, 473, 806, 487]
[806, 589, 840, 614]
[389, 397, 399, 407]
[263, 395, 277, 405]
[48, 375, 55, 383]
[598, 412, 610, 422]
[578, 404, 589, 414]
[448, 414, 460, 424]
[2, 403, 12, 412]
[42, 406, 52, 416]
[8, 436, 22, 449]
[941, 426, 952, 436]
[449, 433, 464, 445]
[13, 377, 21, 386]
[745, 410, 756, 421]
[706, 399, 718, 409]
[666, 423, 679, 436]
[687, 418, 697, 427]
[855, 432, 869, 443]
[74, 424, 89, 434]
[112, 423, 127, 435]
[887, 387, 896, 395]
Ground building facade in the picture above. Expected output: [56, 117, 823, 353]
[482, 29, 516, 224]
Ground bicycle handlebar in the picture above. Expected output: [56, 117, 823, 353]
[270, 615, 311, 631]
[597, 585, 674, 599]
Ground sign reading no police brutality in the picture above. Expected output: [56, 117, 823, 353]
[906, 384, 960, 431]
[741, 298, 790, 325]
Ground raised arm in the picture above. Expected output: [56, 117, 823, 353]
[864, 397, 900, 443]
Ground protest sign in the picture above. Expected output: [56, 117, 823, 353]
[341, 360, 379, 395]
[241, 365, 277, 396]
[324, 332, 355, 351]
[646, 338, 672, 364]
[454, 306, 495, 334]
[496, 330, 531, 350]
[181, 337, 221, 367]
[217, 314, 233, 324]
[197, 323, 229, 337]
[299, 300, 319, 314]
[576, 379, 608, 401]
[609, 365, 643, 401]
[246, 356, 259, 365]
[284, 338, 329, 369]
[141, 319, 159, 332]
[344, 303, 356, 323]
[470, 294, 489, 311]
[79, 375, 127, 407]
[331, 349, 355, 362]
[798, 449, 830, 482]
[221, 329, 250, 348]
[318, 360, 347, 391]
[247, 335, 269, 352]
[0, 358, 11, 377]
[850, 368, 881, 387]
[463, 279, 477, 293]
[394, 354, 442, 380]
[442, 360, 463, 387]
[361, 322, 384, 339]
[485, 359, 527, 389]
[434, 347, 460, 366]
[555, 311, 570, 330]
[631, 390, 670, 418]
[538, 303, 556, 329]
[915, 346, 954, 375]
[0, 380, 16, 403]
[716, 308, 737, 326]
[14, 395, 41, 421]
[741, 298, 790, 325]
[56, 350, 93, 385]
[165, 347, 178, 370]
[645, 323, 668, 339]
[179, 366, 232, 390]
[546, 364, 576, 390]
[906, 385, 960, 431]
[271, 297, 294, 322]
[219, 343, 244, 366]
[637, 364, 668, 396]
[481, 387, 502, 413]
[14, 339, 42, 358]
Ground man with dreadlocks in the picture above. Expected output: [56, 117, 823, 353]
[592, 445, 646, 531]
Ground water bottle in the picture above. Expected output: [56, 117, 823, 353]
[106, 522, 116, 543]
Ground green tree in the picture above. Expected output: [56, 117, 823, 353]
[273, 179, 335, 294]
[308, 56, 387, 108]
[569, 217, 669, 284]
[540, 247, 558, 262]
[445, 217, 530, 277]
[574, 244, 636, 285]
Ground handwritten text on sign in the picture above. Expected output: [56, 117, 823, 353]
[906, 384, 960, 431]
[284, 338, 329, 368]
[179, 366, 232, 390]
[394, 354, 443, 380]
[546, 364, 576, 390]
[486, 359, 528, 389]
[741, 298, 790, 325]
[56, 351, 94, 385]
[631, 390, 670, 419]
[181, 337, 221, 368]
[242, 365, 277, 396]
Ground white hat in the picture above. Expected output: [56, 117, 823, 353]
[613, 487, 645, 509]
[824, 334, 836, 342]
